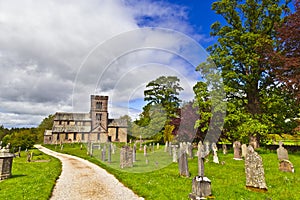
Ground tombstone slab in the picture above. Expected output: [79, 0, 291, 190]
[279, 159, 294, 173]
[120, 146, 133, 169]
[233, 141, 242, 160]
[241, 144, 247, 158]
[277, 141, 289, 161]
[245, 145, 267, 191]
[0, 152, 14, 180]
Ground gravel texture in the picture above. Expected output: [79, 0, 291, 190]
[35, 145, 144, 200]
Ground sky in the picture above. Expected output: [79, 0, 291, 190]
[0, 0, 222, 128]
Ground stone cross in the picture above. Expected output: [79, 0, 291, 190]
[212, 143, 219, 164]
[277, 141, 289, 160]
[189, 141, 212, 199]
[245, 145, 267, 191]
[241, 144, 247, 158]
[233, 141, 242, 160]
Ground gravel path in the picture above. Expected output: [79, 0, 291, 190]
[35, 145, 144, 200]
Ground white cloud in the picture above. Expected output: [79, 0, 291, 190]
[0, 0, 209, 127]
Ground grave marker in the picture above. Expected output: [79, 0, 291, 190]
[120, 146, 133, 168]
[277, 141, 289, 160]
[233, 141, 242, 160]
[245, 145, 267, 191]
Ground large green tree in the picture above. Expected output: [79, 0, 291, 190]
[144, 76, 183, 119]
[205, 0, 294, 146]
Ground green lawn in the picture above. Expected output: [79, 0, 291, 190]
[44, 143, 300, 200]
[0, 149, 61, 200]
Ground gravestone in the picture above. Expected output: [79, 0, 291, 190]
[187, 142, 193, 159]
[222, 144, 227, 155]
[157, 143, 159, 150]
[164, 141, 168, 152]
[189, 140, 211, 199]
[212, 143, 219, 164]
[233, 141, 242, 160]
[144, 145, 147, 157]
[168, 142, 172, 156]
[0, 151, 14, 180]
[108, 143, 111, 163]
[277, 141, 289, 161]
[241, 144, 247, 158]
[178, 147, 190, 177]
[172, 145, 178, 163]
[120, 146, 133, 169]
[245, 145, 267, 191]
[279, 159, 294, 173]
[101, 145, 106, 161]
[133, 143, 136, 162]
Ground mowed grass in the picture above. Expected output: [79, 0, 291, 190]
[0, 149, 61, 200]
[44, 143, 300, 200]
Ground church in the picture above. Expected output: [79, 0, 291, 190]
[44, 95, 127, 144]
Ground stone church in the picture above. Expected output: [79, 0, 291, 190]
[44, 95, 127, 144]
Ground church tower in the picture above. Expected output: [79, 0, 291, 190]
[90, 95, 108, 132]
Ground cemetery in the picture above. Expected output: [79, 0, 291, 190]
[39, 141, 300, 199]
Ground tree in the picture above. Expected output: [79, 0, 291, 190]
[144, 76, 183, 119]
[271, 0, 300, 99]
[206, 0, 292, 146]
[37, 114, 54, 143]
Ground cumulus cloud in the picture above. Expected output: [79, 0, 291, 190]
[0, 0, 209, 127]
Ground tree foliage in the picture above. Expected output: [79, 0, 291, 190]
[269, 0, 300, 98]
[205, 0, 296, 144]
[144, 76, 183, 119]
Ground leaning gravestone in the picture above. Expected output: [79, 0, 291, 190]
[241, 144, 247, 158]
[279, 159, 294, 173]
[120, 146, 133, 169]
[277, 141, 289, 160]
[233, 141, 242, 160]
[245, 145, 268, 191]
[189, 141, 211, 199]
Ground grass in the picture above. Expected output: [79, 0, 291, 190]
[46, 143, 300, 199]
[0, 149, 61, 200]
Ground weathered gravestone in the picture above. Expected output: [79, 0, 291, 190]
[120, 146, 133, 169]
[279, 159, 294, 173]
[233, 141, 242, 160]
[277, 141, 289, 160]
[212, 143, 219, 164]
[178, 146, 190, 177]
[245, 145, 268, 191]
[189, 141, 211, 199]
[241, 144, 247, 158]
[222, 144, 227, 155]
[0, 145, 14, 180]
